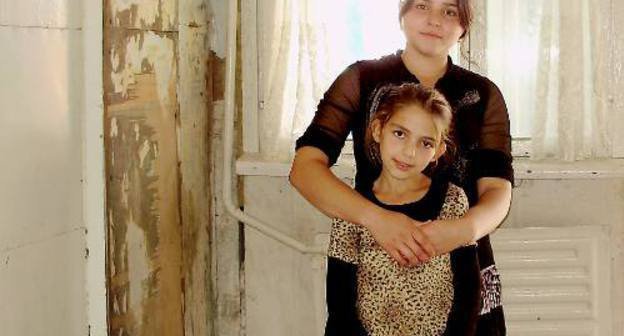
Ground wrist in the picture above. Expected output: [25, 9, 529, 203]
[454, 215, 478, 245]
[359, 204, 386, 230]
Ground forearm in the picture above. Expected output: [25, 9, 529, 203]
[460, 180, 512, 243]
[289, 148, 383, 229]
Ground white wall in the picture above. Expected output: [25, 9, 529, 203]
[0, 1, 91, 335]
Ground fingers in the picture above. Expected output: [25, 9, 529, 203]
[368, 212, 437, 267]
[402, 238, 430, 266]
[396, 242, 420, 267]
[411, 228, 436, 259]
[391, 233, 432, 267]
[389, 248, 410, 267]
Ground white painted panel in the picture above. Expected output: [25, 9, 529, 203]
[83, 1, 107, 335]
[0, 27, 84, 249]
[612, 0, 624, 158]
[0, 23, 87, 335]
[491, 227, 611, 336]
[0, 228, 87, 336]
[505, 179, 624, 229]
[244, 176, 339, 336]
[0, 0, 81, 28]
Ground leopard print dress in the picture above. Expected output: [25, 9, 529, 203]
[327, 184, 469, 336]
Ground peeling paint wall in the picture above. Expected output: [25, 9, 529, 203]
[104, 0, 222, 335]
[0, 0, 87, 335]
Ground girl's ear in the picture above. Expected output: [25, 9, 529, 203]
[371, 119, 382, 143]
[433, 142, 447, 161]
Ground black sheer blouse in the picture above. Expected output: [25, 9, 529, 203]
[295, 51, 514, 206]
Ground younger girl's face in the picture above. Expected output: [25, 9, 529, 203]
[401, 0, 465, 58]
[372, 105, 446, 181]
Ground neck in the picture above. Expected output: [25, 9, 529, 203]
[401, 46, 449, 87]
[373, 171, 431, 203]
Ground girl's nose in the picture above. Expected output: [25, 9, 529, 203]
[428, 11, 442, 27]
[403, 143, 417, 158]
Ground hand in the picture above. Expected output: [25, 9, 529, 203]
[418, 219, 466, 256]
[365, 210, 436, 267]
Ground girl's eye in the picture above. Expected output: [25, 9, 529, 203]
[422, 141, 434, 149]
[444, 8, 459, 17]
[393, 130, 405, 138]
[415, 3, 428, 10]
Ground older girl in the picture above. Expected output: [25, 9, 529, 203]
[290, 0, 512, 334]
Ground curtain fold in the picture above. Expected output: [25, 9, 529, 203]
[531, 0, 613, 160]
[256, 0, 402, 161]
[257, 0, 335, 161]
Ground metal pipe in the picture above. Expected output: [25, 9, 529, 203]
[222, 0, 323, 255]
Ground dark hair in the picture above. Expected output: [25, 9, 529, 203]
[398, 0, 473, 38]
[365, 83, 454, 169]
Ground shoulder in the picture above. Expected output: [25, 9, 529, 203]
[355, 52, 401, 70]
[450, 65, 499, 90]
[445, 65, 505, 108]
[351, 52, 403, 80]
[331, 53, 400, 90]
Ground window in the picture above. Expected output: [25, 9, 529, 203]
[242, 0, 621, 161]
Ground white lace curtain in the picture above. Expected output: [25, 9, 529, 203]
[256, 0, 402, 161]
[256, 0, 616, 161]
[531, 0, 613, 160]
[257, 0, 335, 161]
[469, 0, 613, 160]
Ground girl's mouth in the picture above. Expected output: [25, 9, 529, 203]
[393, 159, 414, 171]
[421, 32, 443, 39]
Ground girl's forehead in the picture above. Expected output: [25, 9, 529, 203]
[417, 0, 459, 6]
[387, 105, 440, 136]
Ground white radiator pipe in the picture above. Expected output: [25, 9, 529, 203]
[223, 0, 323, 254]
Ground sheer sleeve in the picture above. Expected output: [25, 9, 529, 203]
[468, 80, 515, 185]
[295, 63, 361, 166]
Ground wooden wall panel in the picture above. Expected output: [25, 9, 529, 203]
[103, 0, 222, 335]
[104, 22, 183, 336]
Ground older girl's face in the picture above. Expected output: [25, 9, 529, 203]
[401, 0, 465, 58]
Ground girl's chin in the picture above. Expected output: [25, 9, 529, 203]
[406, 42, 453, 58]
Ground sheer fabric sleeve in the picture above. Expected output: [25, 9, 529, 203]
[295, 64, 361, 166]
[468, 80, 515, 185]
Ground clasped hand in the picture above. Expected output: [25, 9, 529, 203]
[366, 210, 462, 267]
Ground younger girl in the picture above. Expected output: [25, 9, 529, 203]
[325, 83, 481, 336]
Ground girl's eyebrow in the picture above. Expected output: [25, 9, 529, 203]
[389, 122, 438, 140]
[420, 0, 458, 7]
[388, 122, 411, 134]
